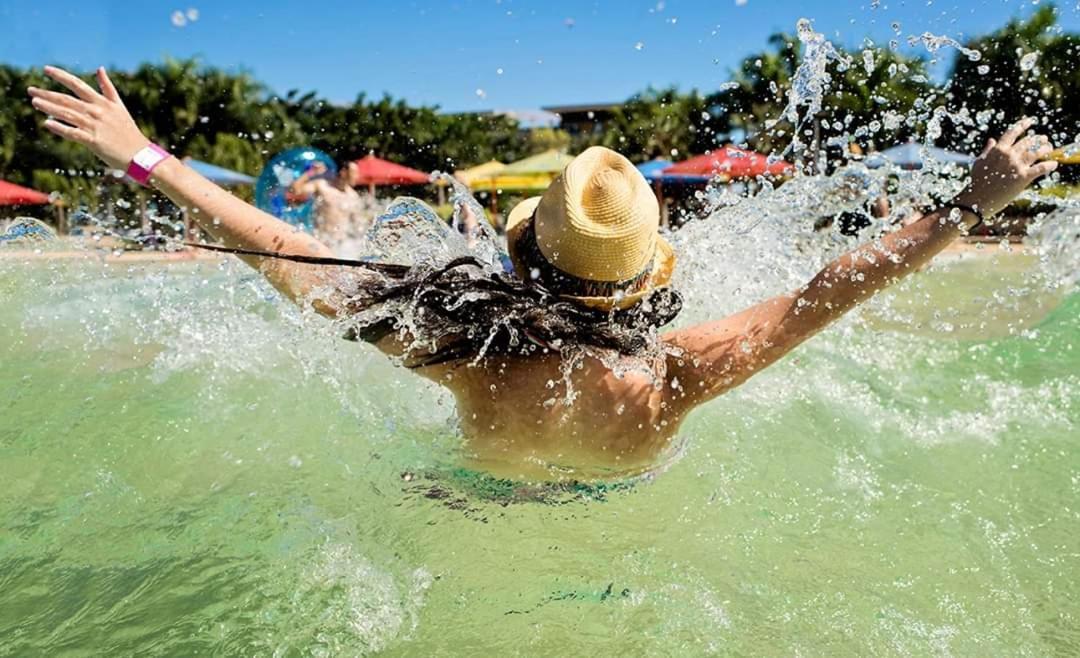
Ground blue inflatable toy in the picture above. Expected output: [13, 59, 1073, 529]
[255, 147, 337, 231]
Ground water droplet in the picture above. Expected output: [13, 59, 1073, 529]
[170, 10, 186, 27]
[1020, 51, 1039, 71]
[634, 41, 645, 51]
[185, 7, 199, 21]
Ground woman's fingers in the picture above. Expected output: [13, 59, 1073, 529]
[1027, 160, 1058, 179]
[44, 65, 102, 103]
[998, 117, 1036, 147]
[979, 138, 997, 159]
[96, 67, 123, 104]
[30, 97, 94, 129]
[27, 87, 92, 113]
[1016, 135, 1053, 164]
[43, 119, 92, 144]
[1033, 142, 1054, 162]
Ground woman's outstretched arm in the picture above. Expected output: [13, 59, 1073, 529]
[28, 66, 339, 315]
[663, 119, 1057, 412]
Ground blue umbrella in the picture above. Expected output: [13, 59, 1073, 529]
[636, 158, 709, 184]
[866, 143, 974, 170]
[183, 158, 257, 186]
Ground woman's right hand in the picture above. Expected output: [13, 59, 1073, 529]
[954, 118, 1058, 218]
[306, 162, 329, 176]
[28, 66, 150, 171]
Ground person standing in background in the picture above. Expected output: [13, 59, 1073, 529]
[289, 160, 368, 244]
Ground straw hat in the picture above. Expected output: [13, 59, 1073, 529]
[505, 146, 676, 310]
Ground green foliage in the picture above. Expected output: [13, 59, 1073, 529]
[525, 127, 571, 154]
[580, 87, 720, 162]
[1, 6, 1077, 214]
[0, 59, 529, 209]
[282, 94, 525, 172]
[709, 34, 934, 157]
[946, 4, 1080, 153]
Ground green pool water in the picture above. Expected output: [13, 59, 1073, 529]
[1, 253, 1078, 656]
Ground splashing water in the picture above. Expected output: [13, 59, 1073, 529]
[1019, 50, 1040, 72]
[908, 31, 983, 62]
[3, 15, 1080, 657]
[0, 217, 58, 244]
[774, 19, 852, 157]
[2, 160, 1078, 654]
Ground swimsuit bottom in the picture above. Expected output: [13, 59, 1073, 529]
[401, 466, 650, 508]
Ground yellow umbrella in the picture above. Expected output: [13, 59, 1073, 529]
[454, 160, 507, 186]
[501, 149, 576, 175]
[470, 150, 576, 193]
[469, 173, 553, 193]
[466, 150, 576, 220]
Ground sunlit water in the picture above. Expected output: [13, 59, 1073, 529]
[2, 209, 1078, 655]
[5, 11, 1080, 653]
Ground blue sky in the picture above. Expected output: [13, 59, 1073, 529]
[2, 0, 1077, 111]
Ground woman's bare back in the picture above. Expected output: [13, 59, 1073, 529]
[420, 350, 683, 482]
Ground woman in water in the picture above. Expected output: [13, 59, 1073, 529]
[27, 66, 1058, 483]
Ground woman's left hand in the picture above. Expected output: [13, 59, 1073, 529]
[28, 66, 150, 171]
[954, 118, 1058, 218]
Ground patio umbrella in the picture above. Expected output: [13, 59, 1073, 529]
[637, 159, 673, 181]
[466, 151, 574, 217]
[866, 142, 974, 169]
[467, 174, 553, 193]
[182, 158, 256, 186]
[454, 160, 507, 187]
[352, 154, 430, 195]
[664, 146, 793, 179]
[0, 179, 50, 205]
[637, 158, 710, 184]
[0, 179, 69, 233]
[636, 159, 710, 227]
[500, 149, 576, 176]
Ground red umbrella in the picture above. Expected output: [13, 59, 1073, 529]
[663, 145, 793, 179]
[351, 154, 429, 187]
[0, 179, 50, 205]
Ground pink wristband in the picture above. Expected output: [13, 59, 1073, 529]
[126, 143, 171, 186]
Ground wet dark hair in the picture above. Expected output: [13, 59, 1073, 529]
[188, 243, 682, 366]
[338, 254, 683, 367]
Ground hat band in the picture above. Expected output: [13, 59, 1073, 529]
[516, 215, 653, 299]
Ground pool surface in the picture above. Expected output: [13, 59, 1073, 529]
[1, 253, 1078, 655]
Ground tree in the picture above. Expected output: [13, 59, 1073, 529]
[709, 33, 934, 164]
[525, 127, 571, 155]
[0, 60, 531, 209]
[946, 4, 1080, 155]
[583, 87, 720, 162]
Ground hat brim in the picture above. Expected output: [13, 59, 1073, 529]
[505, 197, 676, 311]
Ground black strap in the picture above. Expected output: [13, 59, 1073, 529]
[183, 241, 410, 275]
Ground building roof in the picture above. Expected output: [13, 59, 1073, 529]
[541, 103, 620, 115]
